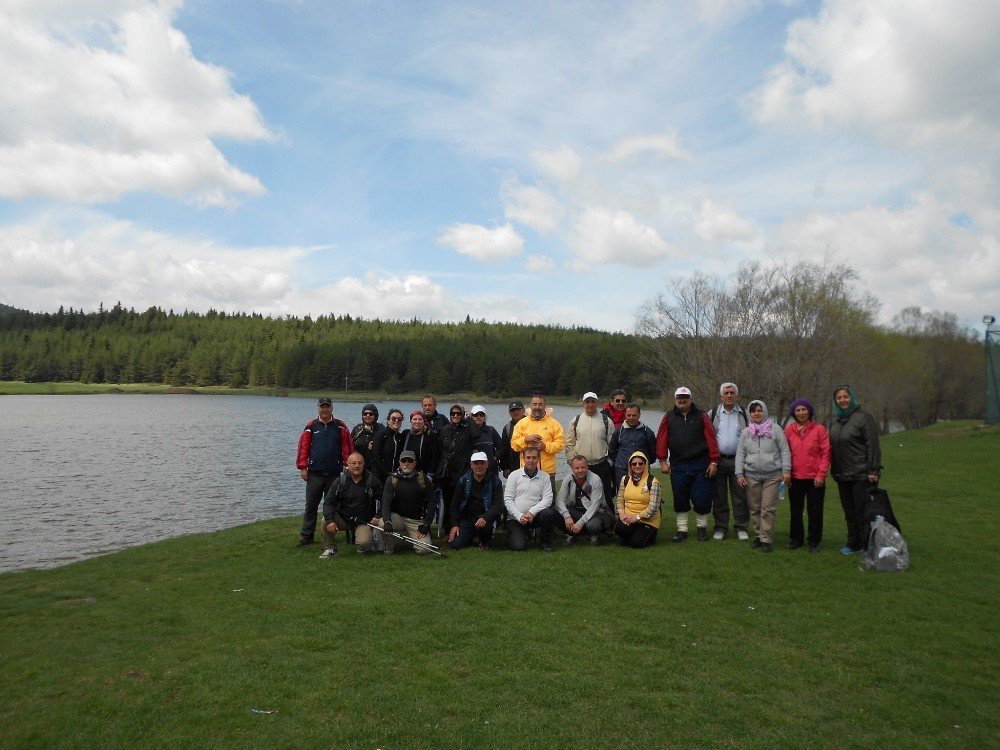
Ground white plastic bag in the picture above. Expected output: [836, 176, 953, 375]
[863, 516, 909, 572]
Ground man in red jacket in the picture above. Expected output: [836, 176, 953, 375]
[295, 397, 354, 547]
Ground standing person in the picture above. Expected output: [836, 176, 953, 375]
[555, 455, 612, 545]
[372, 408, 404, 481]
[709, 383, 750, 541]
[613, 452, 661, 548]
[320, 452, 383, 558]
[736, 400, 791, 553]
[829, 385, 882, 555]
[351, 403, 384, 474]
[421, 394, 449, 432]
[601, 389, 628, 428]
[468, 405, 502, 474]
[447, 452, 504, 550]
[565, 392, 615, 510]
[503, 446, 557, 552]
[376, 450, 437, 555]
[295, 397, 354, 548]
[784, 398, 831, 552]
[608, 403, 657, 488]
[656, 387, 720, 543]
[510, 394, 566, 492]
[498, 400, 525, 478]
[399, 411, 440, 477]
[437, 404, 476, 531]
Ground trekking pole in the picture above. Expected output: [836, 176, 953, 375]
[365, 523, 445, 557]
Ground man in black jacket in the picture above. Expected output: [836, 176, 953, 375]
[377, 450, 437, 555]
[447, 452, 504, 550]
[498, 400, 525, 478]
[320, 452, 383, 558]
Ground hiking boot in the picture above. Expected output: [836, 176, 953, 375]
[672, 531, 688, 543]
[713, 529, 726, 541]
[319, 547, 338, 559]
[736, 530, 750, 541]
[297, 537, 315, 548]
[751, 538, 762, 549]
[762, 543, 773, 553]
[697, 527, 709, 541]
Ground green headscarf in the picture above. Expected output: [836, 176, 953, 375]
[832, 385, 858, 417]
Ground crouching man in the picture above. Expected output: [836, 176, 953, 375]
[503, 446, 557, 552]
[555, 454, 612, 545]
[320, 452, 384, 558]
[374, 450, 437, 555]
[447, 452, 504, 550]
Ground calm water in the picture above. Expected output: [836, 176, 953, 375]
[0, 394, 665, 572]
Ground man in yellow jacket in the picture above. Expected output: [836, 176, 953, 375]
[510, 393, 566, 492]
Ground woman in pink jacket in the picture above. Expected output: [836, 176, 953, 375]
[783, 398, 831, 552]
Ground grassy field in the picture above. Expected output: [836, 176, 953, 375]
[1, 422, 997, 749]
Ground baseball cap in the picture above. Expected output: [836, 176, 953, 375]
[471, 405, 486, 415]
[470, 451, 489, 462]
[318, 397, 332, 406]
[674, 387, 692, 398]
[508, 400, 524, 411]
[582, 391, 598, 401]
[399, 450, 417, 461]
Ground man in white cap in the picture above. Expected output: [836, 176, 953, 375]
[565, 392, 615, 511]
[656, 387, 721, 542]
[468, 405, 502, 475]
[447, 451, 504, 550]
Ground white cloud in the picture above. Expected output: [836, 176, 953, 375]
[533, 146, 582, 183]
[0, 0, 271, 205]
[501, 179, 564, 234]
[525, 255, 556, 272]
[606, 131, 692, 162]
[570, 207, 673, 266]
[435, 222, 524, 261]
[695, 198, 757, 241]
[774, 195, 1000, 323]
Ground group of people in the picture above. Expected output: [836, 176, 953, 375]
[294, 385, 882, 557]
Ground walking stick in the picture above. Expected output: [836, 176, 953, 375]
[366, 523, 446, 557]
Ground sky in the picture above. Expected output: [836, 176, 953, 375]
[1, 0, 998, 334]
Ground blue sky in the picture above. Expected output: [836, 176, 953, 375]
[1, 0, 998, 333]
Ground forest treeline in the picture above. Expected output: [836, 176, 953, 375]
[0, 304, 654, 399]
[0, 263, 986, 431]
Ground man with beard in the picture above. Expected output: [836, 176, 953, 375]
[376, 450, 437, 555]
[320, 452, 383, 558]
[295, 397, 354, 548]
[510, 394, 565, 492]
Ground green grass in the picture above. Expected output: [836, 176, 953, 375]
[1, 422, 997, 749]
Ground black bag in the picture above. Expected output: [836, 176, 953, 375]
[863, 486, 901, 534]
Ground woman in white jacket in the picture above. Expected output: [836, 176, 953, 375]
[736, 400, 791, 552]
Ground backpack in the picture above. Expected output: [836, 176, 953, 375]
[391, 471, 427, 490]
[863, 486, 901, 534]
[571, 412, 612, 435]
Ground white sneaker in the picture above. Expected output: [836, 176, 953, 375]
[736, 530, 750, 541]
[319, 547, 338, 559]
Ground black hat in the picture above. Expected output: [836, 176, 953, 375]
[508, 400, 524, 411]
[318, 397, 332, 406]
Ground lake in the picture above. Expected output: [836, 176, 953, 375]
[0, 394, 666, 572]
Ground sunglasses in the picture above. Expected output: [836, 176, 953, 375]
[613, 399, 625, 404]
[362, 411, 375, 416]
[388, 416, 402, 422]
[629, 460, 646, 466]
[450, 412, 463, 417]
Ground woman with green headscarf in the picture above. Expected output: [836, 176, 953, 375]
[829, 385, 882, 555]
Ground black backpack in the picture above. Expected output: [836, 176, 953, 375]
[863, 486, 901, 534]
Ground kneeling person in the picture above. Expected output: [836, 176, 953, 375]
[321, 452, 384, 558]
[503, 446, 557, 551]
[614, 452, 662, 548]
[448, 452, 504, 550]
[376, 450, 437, 555]
[555, 455, 611, 544]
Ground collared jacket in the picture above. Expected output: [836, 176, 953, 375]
[565, 412, 614, 464]
[656, 404, 721, 464]
[784, 420, 831, 481]
[829, 407, 882, 482]
[510, 414, 566, 476]
[296, 418, 354, 474]
[450, 470, 504, 526]
[608, 422, 656, 471]
[554, 470, 607, 527]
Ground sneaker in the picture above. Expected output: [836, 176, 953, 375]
[839, 546, 856, 555]
[787, 541, 803, 550]
[319, 547, 338, 559]
[539, 543, 555, 552]
[713, 529, 726, 541]
[809, 545, 820, 553]
[736, 530, 750, 541]
[751, 538, 762, 549]
[297, 537, 315, 548]
[697, 527, 709, 541]
[590, 534, 602, 546]
[762, 543, 773, 553]
[672, 531, 689, 543]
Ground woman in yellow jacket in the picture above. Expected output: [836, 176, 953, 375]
[614, 451, 662, 548]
